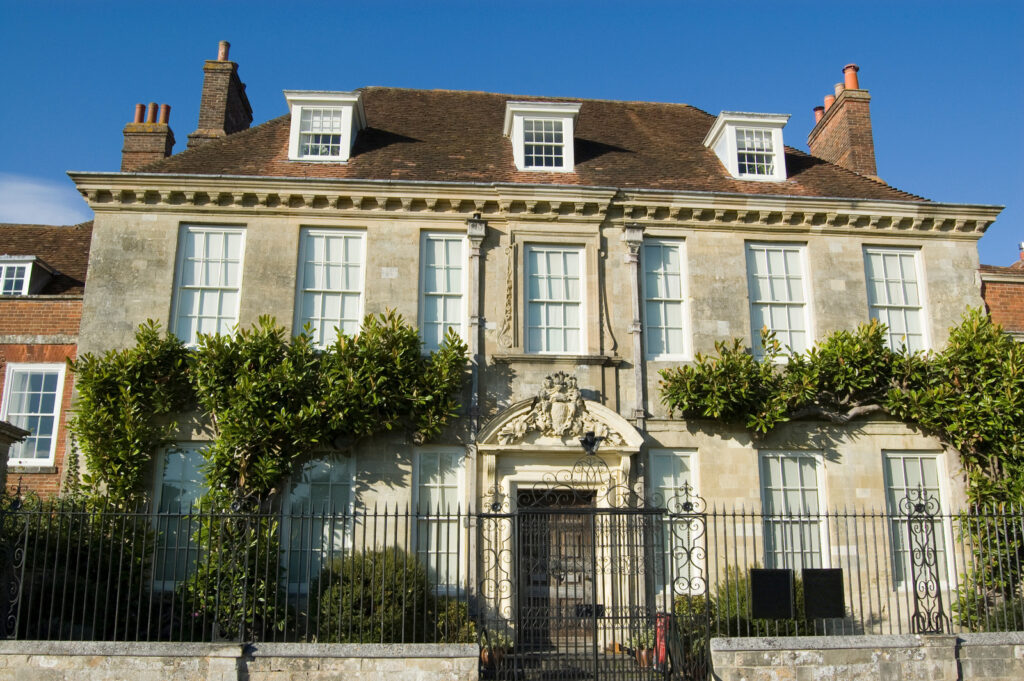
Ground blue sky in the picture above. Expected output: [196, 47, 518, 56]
[1, 0, 1021, 265]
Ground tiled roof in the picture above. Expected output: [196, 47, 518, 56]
[980, 261, 1024, 275]
[0, 222, 93, 295]
[140, 88, 927, 202]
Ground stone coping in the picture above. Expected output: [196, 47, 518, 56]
[248, 642, 479, 658]
[711, 632, 1024, 652]
[0, 640, 478, 659]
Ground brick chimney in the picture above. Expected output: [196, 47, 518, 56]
[121, 102, 175, 171]
[187, 40, 253, 149]
[807, 64, 879, 179]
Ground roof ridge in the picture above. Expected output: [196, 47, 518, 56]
[358, 85, 710, 109]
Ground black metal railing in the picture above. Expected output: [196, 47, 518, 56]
[1, 496, 1022, 652]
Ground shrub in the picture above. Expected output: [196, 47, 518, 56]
[435, 597, 477, 643]
[312, 547, 434, 643]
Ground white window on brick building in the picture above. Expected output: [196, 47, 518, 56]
[172, 225, 245, 344]
[1, 363, 65, 466]
[526, 245, 585, 354]
[420, 232, 466, 352]
[746, 242, 810, 357]
[759, 451, 826, 570]
[864, 247, 927, 352]
[0, 262, 30, 296]
[643, 239, 688, 359]
[296, 229, 365, 347]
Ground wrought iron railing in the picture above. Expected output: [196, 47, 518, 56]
[0, 495, 1021, 648]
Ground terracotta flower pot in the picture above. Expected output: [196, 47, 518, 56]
[635, 648, 654, 668]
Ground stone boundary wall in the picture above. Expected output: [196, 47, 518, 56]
[0, 641, 479, 681]
[711, 632, 1024, 681]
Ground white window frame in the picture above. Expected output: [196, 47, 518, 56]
[642, 239, 690, 360]
[1, 363, 66, 466]
[284, 91, 366, 163]
[649, 449, 702, 596]
[882, 451, 954, 590]
[746, 242, 811, 358]
[504, 101, 581, 173]
[758, 451, 829, 570]
[152, 443, 208, 591]
[702, 111, 789, 182]
[864, 246, 929, 352]
[170, 224, 246, 345]
[294, 228, 366, 347]
[282, 454, 356, 594]
[413, 448, 467, 595]
[0, 259, 33, 296]
[419, 231, 468, 352]
[525, 244, 586, 354]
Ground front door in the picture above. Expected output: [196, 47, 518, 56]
[517, 489, 597, 650]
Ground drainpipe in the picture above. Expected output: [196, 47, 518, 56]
[465, 212, 487, 599]
[623, 223, 646, 434]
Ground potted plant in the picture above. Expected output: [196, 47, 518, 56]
[480, 629, 513, 668]
[628, 626, 656, 668]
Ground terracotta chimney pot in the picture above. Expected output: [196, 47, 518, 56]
[835, 82, 845, 97]
[218, 40, 230, 61]
[813, 106, 825, 124]
[133, 103, 145, 123]
[824, 94, 836, 112]
[844, 63, 860, 90]
[158, 104, 171, 125]
[146, 102, 158, 123]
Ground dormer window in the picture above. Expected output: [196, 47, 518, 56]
[504, 101, 581, 172]
[284, 91, 366, 162]
[0, 256, 52, 296]
[703, 112, 790, 182]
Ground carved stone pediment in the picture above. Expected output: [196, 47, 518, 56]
[480, 372, 642, 451]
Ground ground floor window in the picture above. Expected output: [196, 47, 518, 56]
[415, 449, 465, 593]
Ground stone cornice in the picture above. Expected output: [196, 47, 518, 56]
[68, 172, 1001, 236]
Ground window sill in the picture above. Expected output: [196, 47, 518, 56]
[7, 464, 58, 475]
[490, 353, 623, 367]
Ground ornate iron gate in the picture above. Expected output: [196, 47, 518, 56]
[478, 438, 709, 680]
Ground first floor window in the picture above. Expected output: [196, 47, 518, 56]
[884, 452, 948, 587]
[420, 232, 466, 351]
[1, 364, 65, 465]
[643, 239, 688, 358]
[172, 225, 245, 344]
[153, 444, 207, 589]
[649, 449, 699, 594]
[864, 247, 927, 352]
[415, 450, 465, 593]
[526, 245, 584, 353]
[296, 229, 364, 346]
[283, 456, 354, 593]
[746, 243, 809, 356]
[759, 452, 825, 569]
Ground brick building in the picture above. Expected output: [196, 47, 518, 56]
[0, 222, 92, 496]
[980, 243, 1024, 341]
